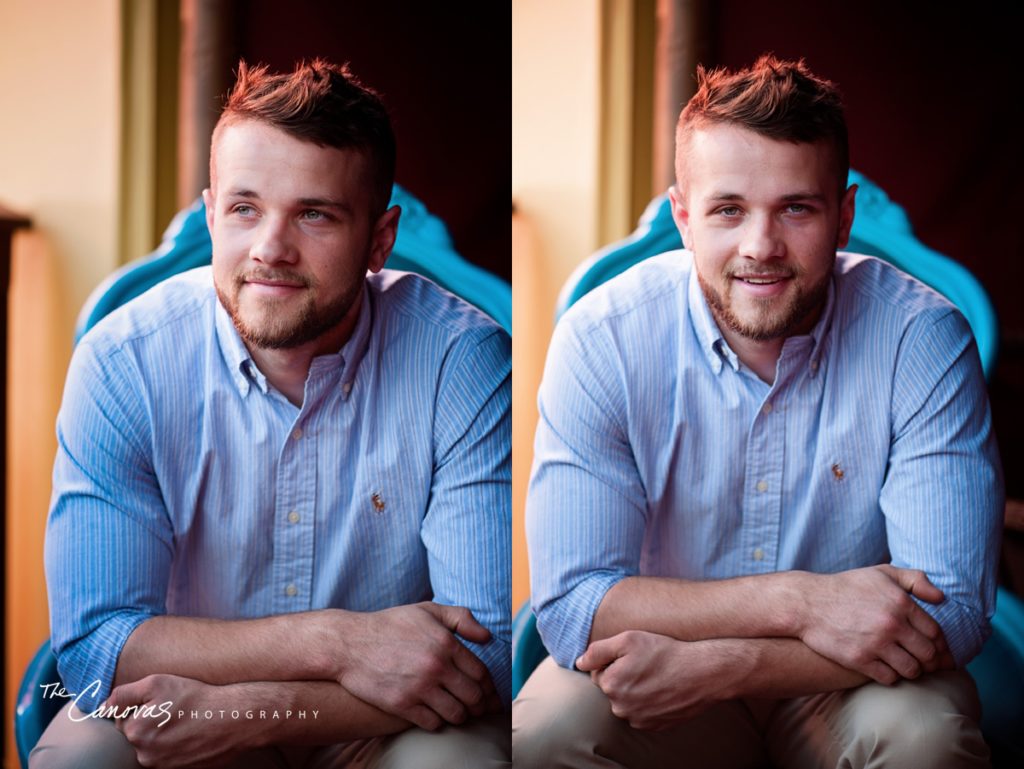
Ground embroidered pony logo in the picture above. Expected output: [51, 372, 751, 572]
[371, 492, 386, 513]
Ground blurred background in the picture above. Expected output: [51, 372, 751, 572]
[513, 1, 1024, 615]
[0, 1, 507, 764]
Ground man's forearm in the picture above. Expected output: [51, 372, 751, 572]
[715, 636, 867, 699]
[113, 612, 337, 688]
[576, 631, 869, 730]
[232, 680, 410, 745]
[109, 674, 411, 764]
[590, 574, 803, 645]
[590, 566, 952, 684]
[113, 602, 499, 732]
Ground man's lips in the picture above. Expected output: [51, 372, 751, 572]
[246, 278, 304, 287]
[242, 277, 307, 297]
[731, 273, 792, 297]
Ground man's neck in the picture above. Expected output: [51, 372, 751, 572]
[248, 347, 316, 407]
[722, 331, 784, 385]
[247, 294, 362, 408]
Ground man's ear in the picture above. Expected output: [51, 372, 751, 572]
[836, 184, 857, 249]
[202, 188, 215, 234]
[368, 205, 401, 273]
[668, 185, 691, 250]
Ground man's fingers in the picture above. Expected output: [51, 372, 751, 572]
[441, 668, 487, 716]
[402, 704, 442, 732]
[906, 603, 944, 643]
[889, 566, 944, 604]
[861, 659, 901, 686]
[878, 643, 923, 680]
[450, 639, 490, 683]
[422, 687, 468, 726]
[103, 680, 145, 711]
[576, 637, 622, 672]
[896, 627, 941, 672]
[425, 603, 491, 643]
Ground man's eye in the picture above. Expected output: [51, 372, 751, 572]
[232, 204, 256, 216]
[718, 206, 742, 217]
[786, 203, 809, 214]
[302, 210, 328, 221]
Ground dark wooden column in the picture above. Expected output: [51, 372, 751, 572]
[0, 203, 31, 735]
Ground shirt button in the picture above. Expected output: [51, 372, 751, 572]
[762, 402, 773, 415]
[292, 427, 303, 440]
[810, 359, 819, 371]
[285, 584, 298, 597]
[756, 480, 768, 493]
[287, 511, 300, 524]
[342, 382, 352, 395]
[753, 548, 764, 561]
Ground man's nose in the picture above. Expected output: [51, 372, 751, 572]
[249, 216, 297, 264]
[739, 214, 785, 261]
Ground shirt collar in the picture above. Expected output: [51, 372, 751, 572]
[686, 257, 837, 376]
[214, 281, 373, 399]
[687, 263, 736, 374]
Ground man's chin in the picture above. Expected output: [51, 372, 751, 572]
[232, 310, 310, 350]
[722, 301, 802, 342]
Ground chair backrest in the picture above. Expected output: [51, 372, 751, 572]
[556, 170, 998, 379]
[15, 641, 63, 767]
[76, 184, 511, 342]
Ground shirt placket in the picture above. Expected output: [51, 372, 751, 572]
[271, 409, 319, 613]
[741, 388, 785, 573]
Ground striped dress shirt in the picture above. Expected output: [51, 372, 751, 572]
[46, 266, 512, 711]
[527, 249, 1002, 670]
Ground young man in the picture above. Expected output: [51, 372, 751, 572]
[37, 60, 510, 768]
[514, 56, 1001, 768]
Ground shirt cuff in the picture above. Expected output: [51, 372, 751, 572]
[534, 571, 625, 669]
[466, 637, 512, 709]
[918, 596, 990, 667]
[53, 611, 153, 713]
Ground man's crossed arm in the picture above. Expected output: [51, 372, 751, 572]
[573, 565, 954, 730]
[103, 602, 501, 767]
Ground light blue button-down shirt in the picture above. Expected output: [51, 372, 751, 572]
[46, 266, 511, 711]
[527, 249, 1002, 670]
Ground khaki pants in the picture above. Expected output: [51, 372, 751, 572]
[30, 702, 510, 769]
[512, 656, 990, 769]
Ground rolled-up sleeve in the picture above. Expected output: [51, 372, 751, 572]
[881, 308, 1003, 666]
[424, 326, 513, 706]
[45, 339, 172, 712]
[526, 316, 648, 668]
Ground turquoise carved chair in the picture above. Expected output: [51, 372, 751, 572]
[16, 185, 511, 768]
[513, 171, 1023, 765]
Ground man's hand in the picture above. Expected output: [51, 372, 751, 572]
[326, 602, 501, 731]
[576, 631, 735, 731]
[796, 565, 955, 683]
[107, 674, 254, 768]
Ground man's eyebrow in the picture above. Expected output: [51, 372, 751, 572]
[703, 192, 828, 204]
[226, 188, 260, 199]
[297, 197, 354, 214]
[781, 192, 827, 203]
[706, 192, 744, 202]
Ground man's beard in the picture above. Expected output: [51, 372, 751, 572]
[216, 269, 363, 350]
[697, 267, 831, 342]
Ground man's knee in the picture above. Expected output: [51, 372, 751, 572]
[29, 705, 140, 769]
[372, 711, 510, 769]
[512, 657, 621, 768]
[840, 671, 989, 769]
